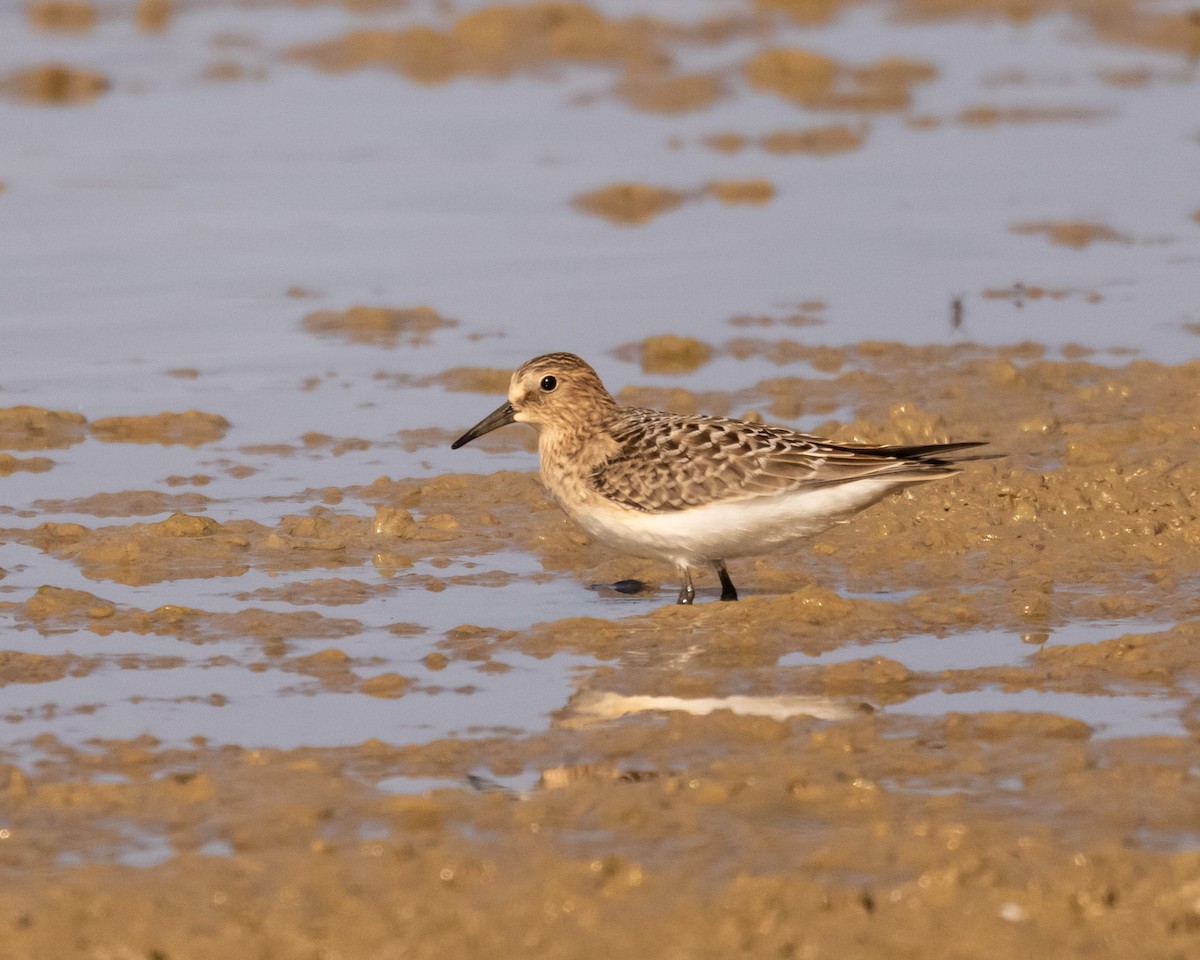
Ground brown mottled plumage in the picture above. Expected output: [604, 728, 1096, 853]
[452, 353, 993, 604]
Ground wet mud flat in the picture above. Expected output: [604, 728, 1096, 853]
[4, 345, 1200, 958]
[4, 0, 1200, 953]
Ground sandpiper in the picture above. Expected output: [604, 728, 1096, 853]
[452, 353, 991, 604]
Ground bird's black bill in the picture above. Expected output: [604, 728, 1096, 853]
[450, 402, 517, 449]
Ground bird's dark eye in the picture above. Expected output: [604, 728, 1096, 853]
[539, 375, 558, 392]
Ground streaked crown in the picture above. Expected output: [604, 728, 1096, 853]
[509, 352, 616, 431]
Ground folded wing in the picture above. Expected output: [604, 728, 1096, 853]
[590, 409, 990, 513]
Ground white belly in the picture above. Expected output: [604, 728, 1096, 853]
[567, 480, 906, 569]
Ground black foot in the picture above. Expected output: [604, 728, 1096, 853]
[676, 569, 695, 605]
[714, 561, 738, 602]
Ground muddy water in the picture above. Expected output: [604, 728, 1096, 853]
[3, 0, 1200, 957]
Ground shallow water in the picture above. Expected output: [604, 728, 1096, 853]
[895, 686, 1189, 738]
[784, 617, 1173, 672]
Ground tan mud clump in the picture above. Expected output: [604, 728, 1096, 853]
[0, 650, 78, 686]
[292, 27, 458, 83]
[636, 334, 713, 374]
[894, 1, 1200, 62]
[957, 621, 1200, 697]
[2, 583, 363, 647]
[745, 49, 934, 110]
[854, 56, 937, 86]
[1094, 9, 1200, 58]
[393, 427, 463, 451]
[134, 0, 172, 33]
[14, 513, 253, 586]
[1, 63, 109, 104]
[26, 0, 96, 32]
[760, 123, 865, 154]
[618, 70, 724, 113]
[450, 3, 658, 69]
[744, 47, 837, 104]
[981, 284, 1082, 303]
[1011, 220, 1130, 248]
[894, 0, 1073, 23]
[729, 308, 826, 329]
[19, 584, 116, 623]
[496, 578, 993, 667]
[430, 366, 514, 394]
[288, 2, 665, 84]
[237, 577, 389, 607]
[705, 178, 775, 205]
[572, 182, 687, 225]
[506, 582, 951, 663]
[372, 505, 419, 538]
[302, 304, 456, 347]
[0, 454, 53, 476]
[34, 490, 212, 517]
[756, 0, 840, 24]
[4, 472, 569, 586]
[958, 105, 1107, 125]
[359, 672, 412, 698]
[298, 432, 372, 458]
[0, 405, 87, 450]
[575, 179, 777, 223]
[90, 410, 229, 446]
[284, 647, 358, 690]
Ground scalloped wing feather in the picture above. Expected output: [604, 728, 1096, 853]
[590, 409, 983, 513]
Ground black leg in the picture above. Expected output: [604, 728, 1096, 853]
[676, 568, 695, 605]
[714, 560, 738, 602]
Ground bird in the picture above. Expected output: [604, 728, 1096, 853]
[451, 352, 992, 604]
